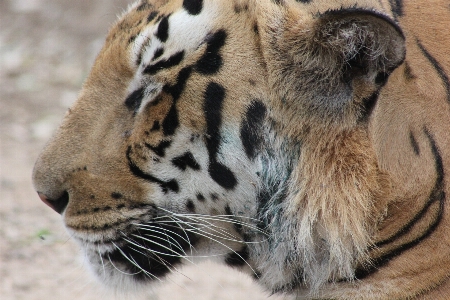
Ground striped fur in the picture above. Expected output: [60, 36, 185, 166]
[33, 0, 450, 299]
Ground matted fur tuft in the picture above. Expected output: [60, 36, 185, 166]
[287, 128, 391, 290]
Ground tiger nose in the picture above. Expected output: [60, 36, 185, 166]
[37, 191, 69, 214]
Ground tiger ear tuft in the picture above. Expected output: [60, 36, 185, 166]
[261, 7, 406, 124]
[314, 9, 405, 85]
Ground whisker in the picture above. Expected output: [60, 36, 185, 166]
[155, 216, 268, 247]
[156, 207, 268, 236]
[126, 244, 193, 287]
[106, 252, 141, 277]
[186, 226, 244, 244]
[176, 215, 242, 241]
[97, 244, 106, 279]
[126, 235, 193, 262]
[130, 228, 187, 256]
[139, 223, 241, 257]
[124, 241, 179, 276]
[132, 224, 189, 259]
[126, 232, 241, 259]
[132, 223, 190, 253]
[167, 215, 197, 256]
[154, 219, 252, 244]
[181, 229, 258, 276]
[184, 214, 268, 235]
[111, 241, 161, 281]
[158, 212, 256, 273]
[157, 207, 262, 223]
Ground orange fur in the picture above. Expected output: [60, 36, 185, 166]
[32, 0, 450, 299]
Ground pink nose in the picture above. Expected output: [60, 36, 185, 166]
[38, 191, 69, 214]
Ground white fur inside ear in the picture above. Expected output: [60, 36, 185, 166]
[317, 11, 405, 75]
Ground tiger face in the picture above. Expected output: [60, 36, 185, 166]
[32, 0, 450, 299]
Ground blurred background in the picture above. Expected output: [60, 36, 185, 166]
[0, 0, 288, 299]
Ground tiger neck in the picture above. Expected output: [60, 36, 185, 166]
[358, 128, 445, 278]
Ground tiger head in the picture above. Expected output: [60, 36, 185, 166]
[32, 0, 450, 298]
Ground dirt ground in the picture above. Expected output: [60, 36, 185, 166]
[0, 1, 288, 299]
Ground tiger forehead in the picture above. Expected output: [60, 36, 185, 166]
[112, 0, 264, 122]
[128, 1, 220, 69]
[119, 4, 205, 118]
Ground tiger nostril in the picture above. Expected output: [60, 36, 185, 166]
[38, 191, 69, 215]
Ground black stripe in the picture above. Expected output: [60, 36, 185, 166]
[186, 199, 196, 212]
[162, 105, 179, 136]
[111, 192, 123, 199]
[355, 127, 445, 279]
[147, 11, 158, 23]
[195, 30, 227, 75]
[128, 34, 137, 44]
[204, 82, 225, 155]
[374, 190, 438, 248]
[144, 140, 172, 157]
[137, 51, 144, 66]
[404, 61, 416, 80]
[358, 91, 380, 122]
[225, 204, 234, 216]
[155, 15, 169, 42]
[234, 4, 248, 13]
[153, 47, 164, 60]
[253, 271, 262, 280]
[417, 39, 450, 103]
[375, 72, 390, 86]
[183, 0, 203, 15]
[389, 0, 404, 18]
[137, 2, 152, 11]
[163, 66, 192, 100]
[208, 162, 237, 190]
[150, 121, 160, 131]
[162, 67, 193, 136]
[127, 146, 179, 193]
[143, 51, 185, 75]
[171, 152, 201, 171]
[204, 82, 237, 189]
[410, 131, 420, 156]
[240, 100, 267, 159]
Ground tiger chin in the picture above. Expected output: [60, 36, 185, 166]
[32, 0, 450, 299]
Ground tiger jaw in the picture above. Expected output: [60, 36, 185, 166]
[72, 209, 260, 286]
[80, 216, 199, 283]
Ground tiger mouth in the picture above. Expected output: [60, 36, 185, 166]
[76, 216, 199, 281]
[99, 224, 198, 281]
[70, 209, 262, 282]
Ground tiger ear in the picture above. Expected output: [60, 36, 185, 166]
[260, 7, 406, 124]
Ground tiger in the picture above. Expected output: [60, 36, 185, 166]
[32, 0, 450, 299]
